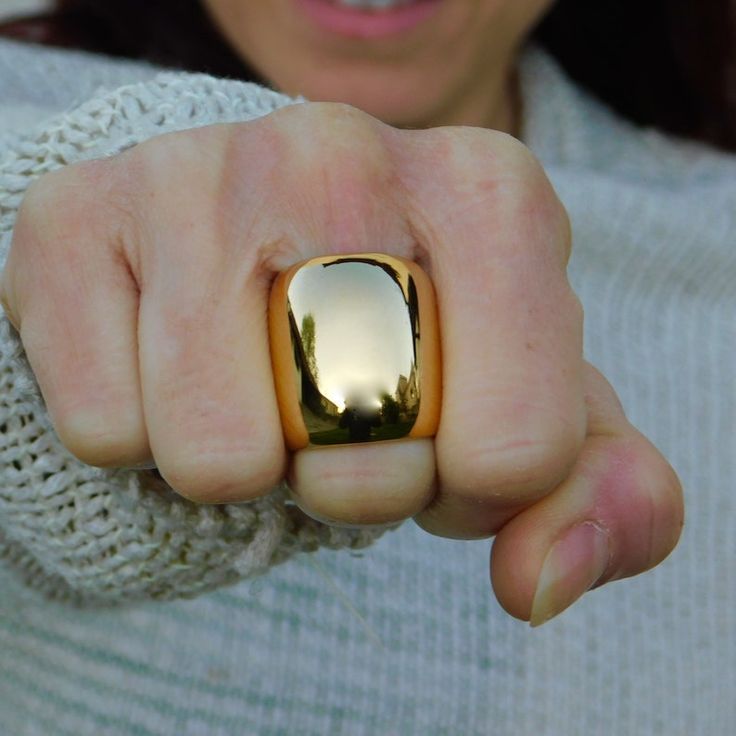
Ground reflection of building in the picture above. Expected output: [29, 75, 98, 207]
[395, 364, 419, 419]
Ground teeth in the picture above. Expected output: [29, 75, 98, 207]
[333, 0, 418, 10]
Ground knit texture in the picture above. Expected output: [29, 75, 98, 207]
[0, 53, 397, 605]
[0, 38, 735, 736]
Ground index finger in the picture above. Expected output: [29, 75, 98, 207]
[392, 126, 586, 539]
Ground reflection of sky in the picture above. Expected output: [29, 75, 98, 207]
[288, 261, 414, 411]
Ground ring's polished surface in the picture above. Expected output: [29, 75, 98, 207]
[269, 253, 441, 450]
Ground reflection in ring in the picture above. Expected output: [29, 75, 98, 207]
[287, 255, 422, 446]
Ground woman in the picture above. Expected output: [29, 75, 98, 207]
[0, 1, 732, 733]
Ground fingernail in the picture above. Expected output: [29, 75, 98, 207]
[529, 521, 611, 627]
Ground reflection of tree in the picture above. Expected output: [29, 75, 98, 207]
[288, 306, 338, 423]
[380, 393, 400, 424]
[301, 313, 318, 383]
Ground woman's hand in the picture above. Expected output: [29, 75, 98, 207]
[0, 102, 683, 624]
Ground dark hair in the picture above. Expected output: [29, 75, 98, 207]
[1, 0, 734, 151]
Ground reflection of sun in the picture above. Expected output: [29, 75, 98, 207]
[322, 385, 385, 413]
[330, 392, 346, 414]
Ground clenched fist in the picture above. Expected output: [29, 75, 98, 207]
[0, 102, 683, 625]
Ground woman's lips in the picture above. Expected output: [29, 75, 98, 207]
[294, 0, 445, 39]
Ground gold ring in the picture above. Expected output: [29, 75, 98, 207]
[268, 253, 441, 450]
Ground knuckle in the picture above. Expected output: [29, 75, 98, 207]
[272, 100, 377, 136]
[16, 158, 129, 253]
[13, 172, 69, 250]
[269, 101, 388, 167]
[427, 125, 539, 180]
[117, 127, 228, 230]
[419, 127, 571, 262]
[23, 158, 112, 214]
[508, 170, 570, 265]
[303, 100, 369, 123]
[217, 119, 291, 220]
[128, 125, 219, 173]
[8, 159, 135, 322]
[158, 106, 397, 275]
[20, 166, 75, 214]
[231, 102, 396, 259]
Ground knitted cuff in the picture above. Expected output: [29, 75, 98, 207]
[0, 71, 398, 606]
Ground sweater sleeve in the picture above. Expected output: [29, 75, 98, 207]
[0, 71, 398, 605]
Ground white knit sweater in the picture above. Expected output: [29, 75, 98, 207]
[0, 43, 399, 606]
[0, 37, 734, 736]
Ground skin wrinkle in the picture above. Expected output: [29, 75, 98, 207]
[318, 466, 401, 482]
